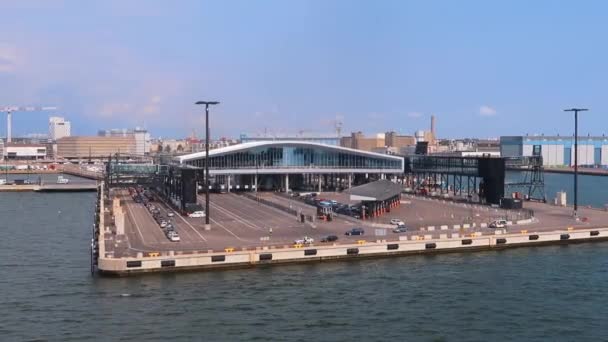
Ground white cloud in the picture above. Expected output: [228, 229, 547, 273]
[98, 103, 132, 118]
[479, 105, 497, 117]
[0, 44, 21, 73]
[407, 112, 422, 118]
[142, 96, 162, 114]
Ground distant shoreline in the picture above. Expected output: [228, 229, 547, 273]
[508, 166, 608, 177]
[542, 167, 608, 177]
[0, 169, 60, 175]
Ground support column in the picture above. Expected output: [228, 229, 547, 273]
[318, 175, 322, 193]
[285, 174, 289, 193]
[227, 174, 231, 193]
[348, 173, 352, 189]
[254, 173, 258, 192]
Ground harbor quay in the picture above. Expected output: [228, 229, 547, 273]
[90, 143, 608, 275]
[93, 182, 608, 276]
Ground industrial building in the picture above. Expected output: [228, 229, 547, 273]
[500, 136, 608, 167]
[56, 136, 136, 159]
[175, 141, 404, 192]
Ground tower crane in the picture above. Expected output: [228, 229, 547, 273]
[0, 106, 57, 143]
[333, 117, 343, 137]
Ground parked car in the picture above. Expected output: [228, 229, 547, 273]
[489, 219, 508, 228]
[345, 227, 365, 236]
[294, 236, 314, 244]
[321, 235, 338, 242]
[390, 219, 405, 226]
[392, 225, 408, 233]
[188, 211, 206, 218]
[160, 221, 168, 228]
[167, 212, 175, 217]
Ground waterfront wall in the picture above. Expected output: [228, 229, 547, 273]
[97, 227, 608, 276]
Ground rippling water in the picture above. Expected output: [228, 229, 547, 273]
[2, 191, 608, 341]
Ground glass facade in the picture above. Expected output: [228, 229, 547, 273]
[407, 156, 479, 176]
[183, 145, 402, 171]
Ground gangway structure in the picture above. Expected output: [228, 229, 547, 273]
[505, 156, 546, 202]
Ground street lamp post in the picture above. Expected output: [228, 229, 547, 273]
[564, 108, 588, 220]
[195, 101, 220, 230]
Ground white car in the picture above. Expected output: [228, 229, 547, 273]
[294, 236, 314, 245]
[167, 212, 175, 217]
[188, 211, 206, 218]
[390, 219, 405, 226]
[167, 231, 180, 242]
[160, 221, 168, 228]
[489, 219, 507, 229]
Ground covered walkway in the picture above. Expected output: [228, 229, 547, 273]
[346, 179, 403, 219]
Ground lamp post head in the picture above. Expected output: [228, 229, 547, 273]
[195, 101, 220, 106]
[564, 108, 588, 112]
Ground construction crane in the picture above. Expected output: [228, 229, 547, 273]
[0, 106, 57, 143]
[333, 117, 343, 137]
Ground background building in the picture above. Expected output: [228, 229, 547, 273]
[49, 117, 71, 140]
[98, 127, 150, 155]
[340, 116, 437, 153]
[240, 133, 340, 146]
[56, 136, 136, 159]
[5, 144, 47, 160]
[340, 132, 385, 151]
[500, 135, 608, 167]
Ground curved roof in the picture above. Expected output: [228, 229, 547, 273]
[176, 140, 403, 163]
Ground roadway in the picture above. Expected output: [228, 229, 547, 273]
[114, 190, 373, 256]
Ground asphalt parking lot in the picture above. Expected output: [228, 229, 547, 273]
[106, 189, 608, 257]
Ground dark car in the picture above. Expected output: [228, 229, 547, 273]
[345, 228, 365, 236]
[321, 235, 338, 242]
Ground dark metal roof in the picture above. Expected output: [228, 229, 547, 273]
[346, 179, 402, 202]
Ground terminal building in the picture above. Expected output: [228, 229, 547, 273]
[500, 136, 608, 167]
[175, 141, 404, 192]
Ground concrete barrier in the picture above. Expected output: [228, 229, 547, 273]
[462, 224, 470, 229]
[453, 224, 461, 229]
[97, 227, 608, 275]
[427, 226, 435, 231]
[480, 223, 488, 228]
[440, 225, 448, 230]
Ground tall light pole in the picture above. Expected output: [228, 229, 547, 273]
[564, 108, 588, 220]
[195, 101, 220, 230]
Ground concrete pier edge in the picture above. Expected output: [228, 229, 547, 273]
[97, 227, 608, 276]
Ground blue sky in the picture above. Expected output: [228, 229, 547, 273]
[1, 0, 607, 139]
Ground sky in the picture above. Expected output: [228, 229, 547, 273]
[1, 0, 607, 140]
